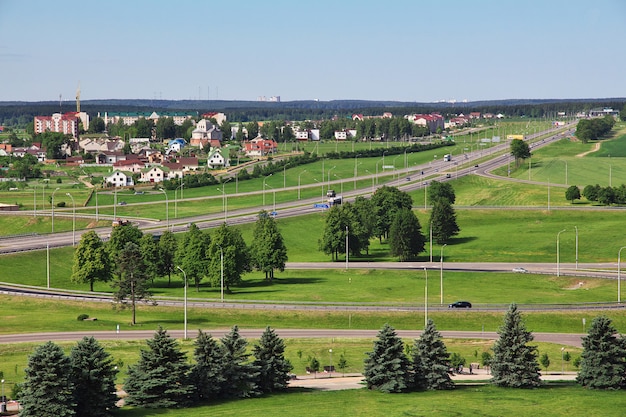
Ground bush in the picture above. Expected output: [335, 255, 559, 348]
[77, 314, 89, 321]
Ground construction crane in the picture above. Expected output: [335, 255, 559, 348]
[76, 82, 81, 113]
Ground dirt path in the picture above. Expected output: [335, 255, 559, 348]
[576, 142, 600, 157]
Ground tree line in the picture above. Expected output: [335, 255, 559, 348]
[564, 184, 626, 206]
[319, 185, 460, 262]
[72, 212, 287, 324]
[17, 325, 292, 416]
[365, 305, 626, 393]
[575, 115, 616, 143]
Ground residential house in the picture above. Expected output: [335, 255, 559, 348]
[201, 112, 227, 125]
[96, 151, 126, 165]
[140, 166, 169, 183]
[161, 161, 185, 179]
[190, 119, 222, 149]
[243, 136, 278, 157]
[207, 148, 229, 169]
[105, 170, 134, 187]
[177, 156, 199, 172]
[166, 138, 186, 155]
[113, 158, 146, 174]
[408, 113, 445, 133]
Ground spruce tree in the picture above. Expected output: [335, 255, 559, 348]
[252, 326, 293, 393]
[363, 323, 411, 393]
[69, 336, 118, 417]
[429, 198, 460, 245]
[21, 341, 75, 417]
[189, 330, 226, 402]
[412, 319, 454, 390]
[577, 315, 626, 389]
[220, 325, 260, 398]
[124, 327, 193, 408]
[491, 303, 541, 388]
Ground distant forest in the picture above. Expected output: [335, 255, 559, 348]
[1, 98, 625, 127]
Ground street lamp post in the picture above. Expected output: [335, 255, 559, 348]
[334, 174, 343, 195]
[440, 244, 447, 305]
[424, 267, 428, 327]
[354, 154, 360, 189]
[298, 170, 307, 200]
[574, 226, 579, 270]
[176, 266, 188, 340]
[365, 170, 374, 194]
[618, 246, 626, 304]
[557, 229, 567, 277]
[561, 347, 565, 375]
[220, 245, 224, 302]
[263, 174, 273, 206]
[329, 349, 333, 378]
[159, 188, 169, 230]
[327, 166, 336, 188]
[345, 225, 349, 270]
[51, 187, 60, 233]
[66, 193, 76, 246]
[175, 182, 185, 218]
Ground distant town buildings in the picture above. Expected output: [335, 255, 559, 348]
[34, 112, 90, 138]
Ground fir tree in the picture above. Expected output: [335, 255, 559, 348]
[21, 341, 75, 417]
[124, 327, 193, 408]
[577, 315, 626, 389]
[220, 325, 260, 398]
[252, 326, 293, 393]
[429, 198, 460, 245]
[412, 319, 454, 390]
[69, 336, 118, 417]
[189, 330, 226, 402]
[490, 303, 541, 388]
[363, 323, 411, 393]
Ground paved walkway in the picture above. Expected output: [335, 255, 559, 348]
[288, 369, 577, 391]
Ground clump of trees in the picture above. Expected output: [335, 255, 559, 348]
[576, 115, 615, 143]
[581, 183, 626, 206]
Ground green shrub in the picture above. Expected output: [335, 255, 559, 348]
[77, 314, 89, 321]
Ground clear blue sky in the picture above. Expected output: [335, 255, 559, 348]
[1, 0, 624, 102]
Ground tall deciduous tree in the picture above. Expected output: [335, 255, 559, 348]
[220, 326, 260, 398]
[490, 303, 541, 388]
[124, 327, 193, 408]
[371, 186, 414, 242]
[157, 230, 178, 286]
[577, 315, 626, 389]
[565, 185, 581, 203]
[389, 208, 425, 261]
[139, 234, 160, 282]
[510, 139, 531, 166]
[189, 330, 225, 402]
[319, 205, 345, 261]
[69, 336, 118, 417]
[207, 223, 250, 292]
[253, 326, 293, 393]
[428, 180, 456, 205]
[112, 242, 152, 325]
[250, 211, 288, 282]
[429, 199, 460, 245]
[71, 231, 112, 291]
[176, 223, 211, 291]
[21, 341, 75, 417]
[107, 223, 143, 267]
[411, 319, 454, 390]
[363, 323, 411, 393]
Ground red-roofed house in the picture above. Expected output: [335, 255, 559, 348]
[243, 137, 278, 157]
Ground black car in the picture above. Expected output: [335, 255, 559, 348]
[448, 301, 472, 309]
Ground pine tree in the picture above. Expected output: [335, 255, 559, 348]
[124, 327, 193, 408]
[577, 315, 626, 389]
[253, 326, 293, 393]
[220, 325, 260, 398]
[21, 341, 75, 417]
[490, 303, 541, 388]
[363, 323, 411, 393]
[189, 330, 226, 402]
[389, 208, 426, 261]
[412, 319, 454, 390]
[69, 336, 118, 417]
[429, 199, 460, 245]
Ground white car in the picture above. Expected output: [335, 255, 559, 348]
[512, 267, 528, 273]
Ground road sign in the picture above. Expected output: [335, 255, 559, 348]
[314, 203, 329, 209]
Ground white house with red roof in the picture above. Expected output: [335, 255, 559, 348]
[408, 113, 445, 133]
[243, 136, 278, 157]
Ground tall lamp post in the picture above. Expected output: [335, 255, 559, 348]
[345, 225, 349, 270]
[298, 170, 307, 200]
[175, 182, 185, 218]
[556, 229, 567, 277]
[354, 154, 360, 189]
[424, 267, 428, 327]
[219, 245, 224, 303]
[66, 193, 76, 246]
[159, 188, 169, 230]
[176, 266, 188, 340]
[440, 244, 447, 305]
[327, 166, 336, 188]
[618, 246, 626, 304]
[51, 187, 60, 233]
[263, 174, 272, 206]
[329, 349, 333, 378]
[574, 226, 579, 270]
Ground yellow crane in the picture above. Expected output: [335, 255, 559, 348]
[76, 82, 81, 113]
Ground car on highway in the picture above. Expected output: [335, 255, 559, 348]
[512, 267, 528, 273]
[448, 301, 472, 309]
